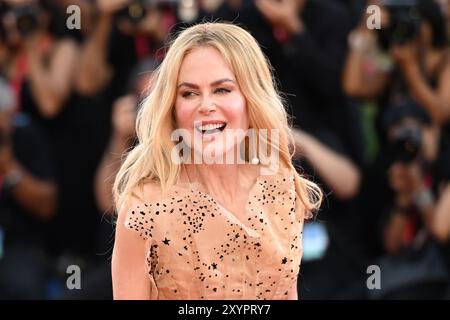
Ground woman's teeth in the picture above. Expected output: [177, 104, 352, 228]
[197, 123, 226, 134]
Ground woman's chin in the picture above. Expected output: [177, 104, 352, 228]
[191, 142, 239, 164]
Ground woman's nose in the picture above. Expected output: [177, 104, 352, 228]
[198, 97, 216, 114]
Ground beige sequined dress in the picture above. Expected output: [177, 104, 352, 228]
[124, 168, 305, 299]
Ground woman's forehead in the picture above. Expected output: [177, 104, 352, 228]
[178, 47, 236, 84]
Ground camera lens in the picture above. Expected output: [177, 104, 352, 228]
[391, 127, 422, 163]
[17, 14, 38, 37]
[119, 0, 148, 24]
[128, 2, 146, 21]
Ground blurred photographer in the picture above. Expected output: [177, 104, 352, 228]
[343, 0, 450, 128]
[381, 100, 438, 254]
[0, 0, 78, 120]
[360, 97, 450, 298]
[75, 0, 184, 97]
[94, 58, 160, 214]
[0, 78, 57, 298]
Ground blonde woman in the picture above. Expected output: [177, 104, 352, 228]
[112, 22, 321, 300]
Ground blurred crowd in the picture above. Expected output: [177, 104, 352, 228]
[0, 0, 450, 299]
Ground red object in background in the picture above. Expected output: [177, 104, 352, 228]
[273, 26, 290, 44]
[133, 7, 177, 61]
[402, 172, 434, 246]
[402, 212, 418, 245]
[9, 34, 54, 113]
[10, 53, 27, 113]
[134, 34, 150, 60]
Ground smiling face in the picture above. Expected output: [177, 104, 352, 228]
[174, 46, 249, 162]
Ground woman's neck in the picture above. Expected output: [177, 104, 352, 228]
[183, 163, 259, 204]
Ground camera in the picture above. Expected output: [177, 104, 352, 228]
[390, 126, 422, 164]
[118, 0, 152, 24]
[118, 0, 196, 24]
[118, 0, 178, 24]
[377, 0, 421, 50]
[7, 4, 42, 38]
[382, 97, 430, 164]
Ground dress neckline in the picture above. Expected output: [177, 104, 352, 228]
[174, 166, 295, 235]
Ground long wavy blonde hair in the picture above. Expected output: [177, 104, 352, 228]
[113, 22, 322, 217]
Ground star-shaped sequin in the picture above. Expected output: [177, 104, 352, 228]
[162, 237, 171, 245]
[281, 257, 288, 264]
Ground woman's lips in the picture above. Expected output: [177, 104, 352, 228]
[195, 121, 227, 135]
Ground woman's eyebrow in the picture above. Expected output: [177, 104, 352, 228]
[177, 78, 236, 89]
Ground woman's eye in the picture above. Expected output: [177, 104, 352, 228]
[181, 91, 195, 98]
[215, 88, 231, 94]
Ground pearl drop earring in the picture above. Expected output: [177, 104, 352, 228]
[251, 134, 259, 165]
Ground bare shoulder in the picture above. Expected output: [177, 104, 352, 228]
[116, 180, 164, 241]
[119, 179, 163, 214]
[135, 179, 164, 201]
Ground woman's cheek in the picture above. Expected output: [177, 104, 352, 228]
[224, 96, 247, 125]
[175, 103, 195, 129]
